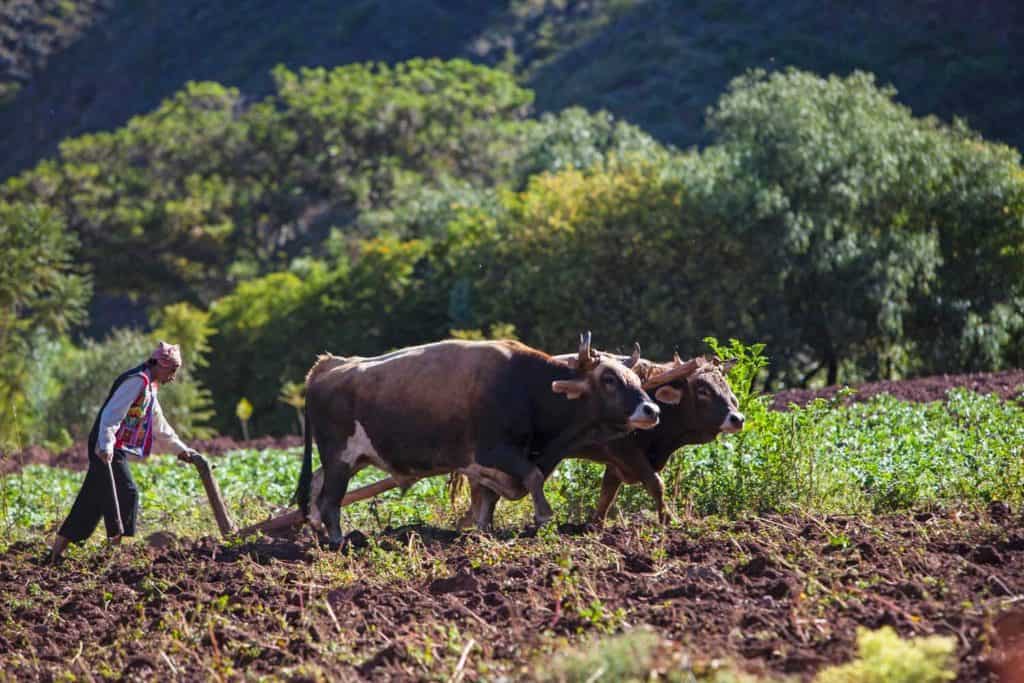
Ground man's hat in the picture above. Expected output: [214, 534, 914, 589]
[151, 341, 182, 368]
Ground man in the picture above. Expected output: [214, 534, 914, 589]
[49, 341, 198, 563]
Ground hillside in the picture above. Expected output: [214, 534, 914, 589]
[1, 0, 1021, 181]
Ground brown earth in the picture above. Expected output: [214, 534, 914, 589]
[772, 369, 1024, 411]
[1, 507, 1023, 681]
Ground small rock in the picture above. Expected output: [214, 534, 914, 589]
[971, 545, 1004, 565]
[988, 501, 1012, 522]
[428, 571, 479, 595]
[739, 555, 769, 578]
[145, 531, 178, 549]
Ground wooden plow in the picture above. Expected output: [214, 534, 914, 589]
[189, 453, 402, 539]
[188, 454, 521, 539]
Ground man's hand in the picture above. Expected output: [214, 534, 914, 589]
[177, 448, 198, 464]
[98, 450, 114, 464]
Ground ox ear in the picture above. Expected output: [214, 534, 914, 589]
[552, 379, 588, 400]
[721, 358, 739, 373]
[654, 385, 684, 405]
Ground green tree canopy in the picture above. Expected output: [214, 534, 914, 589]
[706, 69, 1024, 384]
[0, 203, 91, 448]
[1, 59, 533, 308]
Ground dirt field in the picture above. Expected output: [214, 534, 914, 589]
[772, 369, 1024, 410]
[1, 507, 1022, 680]
[2, 370, 1023, 680]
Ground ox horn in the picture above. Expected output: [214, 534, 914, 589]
[643, 356, 701, 389]
[673, 351, 683, 365]
[629, 342, 641, 367]
[577, 331, 598, 371]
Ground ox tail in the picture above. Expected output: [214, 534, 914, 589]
[446, 472, 467, 508]
[295, 406, 313, 517]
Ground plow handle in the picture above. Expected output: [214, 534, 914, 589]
[190, 453, 238, 537]
[106, 460, 125, 537]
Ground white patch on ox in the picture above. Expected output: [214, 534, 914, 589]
[339, 420, 383, 469]
[720, 411, 745, 434]
[308, 420, 393, 531]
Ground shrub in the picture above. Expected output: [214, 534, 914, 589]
[815, 627, 955, 683]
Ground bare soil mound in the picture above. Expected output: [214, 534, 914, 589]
[772, 369, 1024, 411]
[1, 508, 1022, 680]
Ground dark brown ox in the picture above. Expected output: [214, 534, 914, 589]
[296, 335, 660, 544]
[460, 349, 743, 528]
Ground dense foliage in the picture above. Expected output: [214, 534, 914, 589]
[1, 60, 1023, 438]
[5, 379, 1022, 540]
[0, 204, 91, 450]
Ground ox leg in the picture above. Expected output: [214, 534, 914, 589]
[456, 485, 482, 530]
[523, 467, 553, 525]
[592, 468, 623, 526]
[643, 472, 678, 525]
[477, 444, 553, 526]
[629, 457, 676, 525]
[318, 456, 353, 548]
[473, 486, 500, 531]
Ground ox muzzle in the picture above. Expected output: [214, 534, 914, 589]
[628, 400, 661, 430]
[721, 410, 745, 434]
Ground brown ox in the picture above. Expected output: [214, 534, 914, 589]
[295, 335, 660, 544]
[458, 349, 744, 528]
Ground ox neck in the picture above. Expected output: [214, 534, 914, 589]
[523, 356, 599, 442]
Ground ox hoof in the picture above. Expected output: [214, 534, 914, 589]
[319, 529, 369, 553]
[531, 500, 554, 526]
[533, 511, 554, 527]
[658, 506, 684, 527]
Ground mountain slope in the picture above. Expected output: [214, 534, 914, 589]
[1, 0, 1021, 181]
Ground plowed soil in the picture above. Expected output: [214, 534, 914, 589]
[772, 369, 1024, 410]
[2, 508, 1023, 681]
[3, 370, 1023, 680]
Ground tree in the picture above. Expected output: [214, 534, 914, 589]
[449, 156, 757, 360]
[0, 60, 534, 310]
[706, 69, 952, 384]
[202, 235, 445, 435]
[0, 203, 91, 449]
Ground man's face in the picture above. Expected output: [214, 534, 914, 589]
[153, 363, 180, 384]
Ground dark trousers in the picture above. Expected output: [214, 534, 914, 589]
[58, 448, 139, 542]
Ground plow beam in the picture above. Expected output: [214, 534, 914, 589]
[190, 456, 528, 539]
[235, 473, 404, 538]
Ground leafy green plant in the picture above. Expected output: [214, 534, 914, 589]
[815, 627, 956, 683]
